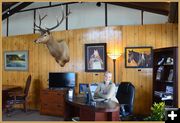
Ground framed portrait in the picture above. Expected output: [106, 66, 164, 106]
[85, 43, 107, 72]
[4, 51, 28, 71]
[125, 47, 153, 68]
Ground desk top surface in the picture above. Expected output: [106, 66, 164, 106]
[2, 85, 21, 91]
[66, 95, 120, 112]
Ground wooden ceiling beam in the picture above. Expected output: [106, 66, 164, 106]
[2, 2, 19, 12]
[107, 2, 170, 15]
[168, 2, 178, 23]
[2, 2, 33, 20]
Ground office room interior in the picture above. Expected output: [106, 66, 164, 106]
[1, 1, 179, 121]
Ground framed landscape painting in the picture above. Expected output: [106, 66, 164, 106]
[125, 47, 153, 68]
[85, 43, 107, 72]
[4, 51, 28, 71]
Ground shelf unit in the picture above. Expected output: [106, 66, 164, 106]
[153, 47, 178, 107]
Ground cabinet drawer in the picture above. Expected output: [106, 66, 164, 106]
[40, 89, 67, 116]
[41, 91, 65, 103]
[41, 103, 64, 116]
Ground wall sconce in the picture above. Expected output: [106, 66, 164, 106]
[107, 53, 122, 83]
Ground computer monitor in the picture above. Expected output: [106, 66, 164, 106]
[79, 83, 98, 95]
[79, 83, 88, 94]
[89, 83, 98, 96]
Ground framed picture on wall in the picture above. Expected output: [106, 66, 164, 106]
[4, 51, 28, 71]
[125, 47, 153, 68]
[85, 43, 107, 72]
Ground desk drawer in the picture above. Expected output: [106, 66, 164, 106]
[41, 91, 65, 103]
[40, 89, 67, 116]
[41, 103, 64, 116]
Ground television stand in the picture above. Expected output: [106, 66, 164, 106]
[40, 88, 68, 116]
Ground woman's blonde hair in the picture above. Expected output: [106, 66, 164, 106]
[104, 71, 112, 76]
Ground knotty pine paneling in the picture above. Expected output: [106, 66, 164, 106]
[2, 24, 178, 115]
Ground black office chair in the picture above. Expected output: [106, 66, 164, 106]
[116, 82, 135, 120]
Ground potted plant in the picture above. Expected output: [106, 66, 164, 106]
[144, 102, 165, 121]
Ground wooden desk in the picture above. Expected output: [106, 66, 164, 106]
[65, 96, 120, 121]
[2, 85, 22, 110]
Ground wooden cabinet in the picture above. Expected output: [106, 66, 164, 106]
[153, 47, 178, 107]
[40, 89, 68, 116]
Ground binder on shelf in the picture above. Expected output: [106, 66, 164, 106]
[156, 66, 164, 81]
[161, 95, 173, 101]
[166, 86, 173, 94]
[167, 69, 173, 82]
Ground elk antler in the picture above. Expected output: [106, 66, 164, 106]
[34, 12, 47, 32]
[34, 7, 71, 33]
[45, 7, 71, 31]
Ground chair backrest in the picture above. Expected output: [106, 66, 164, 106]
[116, 82, 135, 113]
[24, 75, 32, 97]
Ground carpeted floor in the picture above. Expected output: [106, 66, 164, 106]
[3, 109, 64, 121]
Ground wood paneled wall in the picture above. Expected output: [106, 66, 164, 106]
[2, 24, 178, 115]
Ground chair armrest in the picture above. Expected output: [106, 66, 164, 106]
[120, 104, 130, 117]
[120, 104, 129, 106]
[8, 91, 25, 97]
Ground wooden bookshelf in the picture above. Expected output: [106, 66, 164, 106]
[153, 47, 178, 107]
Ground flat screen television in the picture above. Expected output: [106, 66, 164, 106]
[49, 72, 76, 89]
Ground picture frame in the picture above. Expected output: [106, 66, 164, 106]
[125, 47, 153, 68]
[85, 43, 107, 72]
[4, 51, 29, 71]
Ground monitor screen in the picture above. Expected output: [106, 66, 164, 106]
[49, 72, 76, 89]
[79, 83, 98, 96]
[89, 83, 98, 96]
[79, 83, 88, 94]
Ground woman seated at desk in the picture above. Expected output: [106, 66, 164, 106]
[94, 71, 118, 103]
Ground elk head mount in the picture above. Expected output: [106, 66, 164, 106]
[34, 8, 70, 67]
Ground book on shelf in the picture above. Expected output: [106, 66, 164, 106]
[154, 91, 173, 97]
[156, 66, 164, 81]
[164, 57, 174, 65]
[154, 91, 166, 97]
[166, 86, 173, 94]
[161, 95, 173, 101]
[167, 69, 173, 82]
[165, 80, 173, 83]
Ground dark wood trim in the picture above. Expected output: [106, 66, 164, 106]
[2, 2, 19, 12]
[105, 3, 108, 26]
[33, 9, 36, 34]
[107, 2, 169, 16]
[3, 2, 33, 20]
[168, 2, 178, 23]
[18, 2, 77, 13]
[7, 17, 9, 37]
[49, 2, 52, 6]
[141, 10, 144, 25]
[66, 4, 68, 30]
